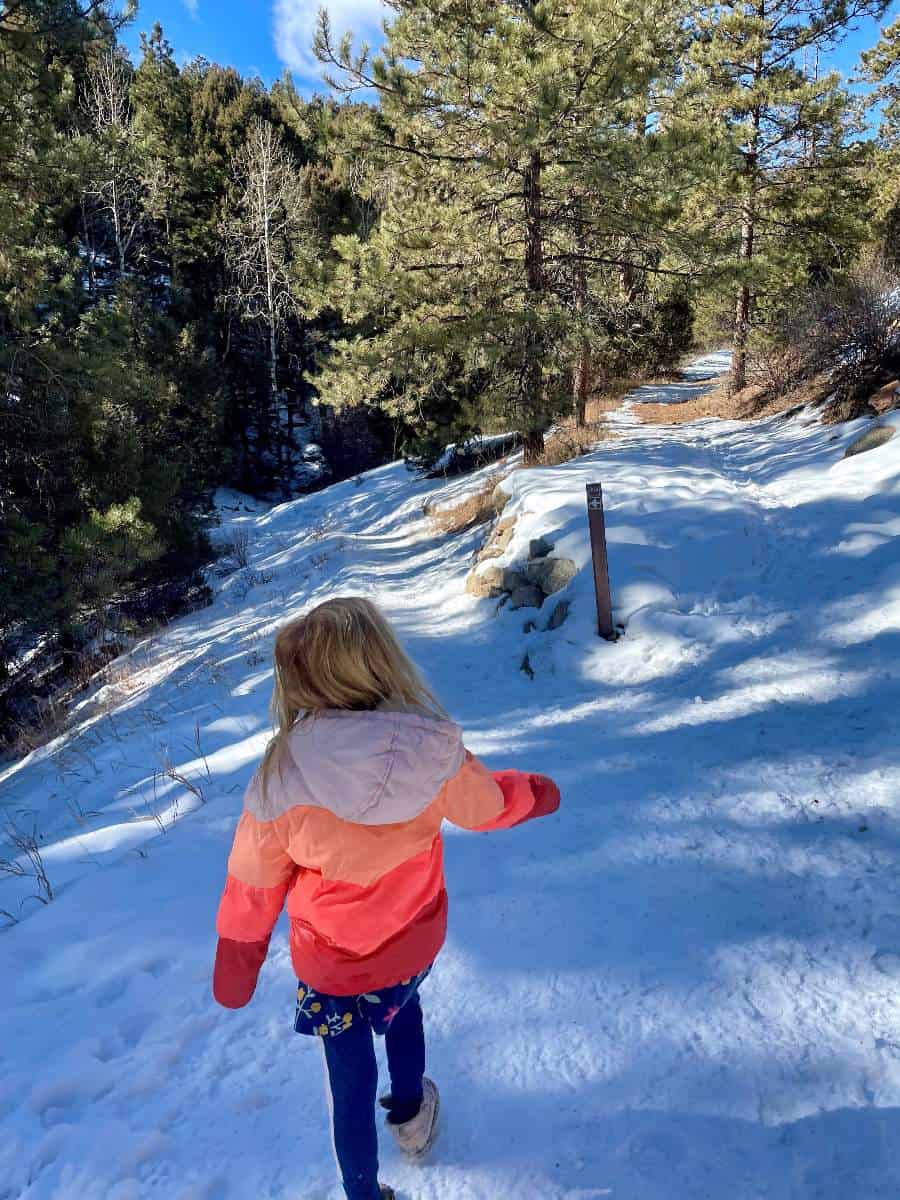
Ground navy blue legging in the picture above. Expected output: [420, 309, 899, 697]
[322, 992, 426, 1200]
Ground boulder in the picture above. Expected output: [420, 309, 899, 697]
[465, 565, 506, 598]
[476, 515, 517, 561]
[509, 585, 544, 611]
[545, 599, 570, 630]
[524, 556, 577, 596]
[870, 380, 900, 413]
[502, 567, 527, 592]
[843, 424, 896, 459]
[529, 535, 554, 559]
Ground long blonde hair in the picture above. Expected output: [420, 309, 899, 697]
[258, 596, 446, 797]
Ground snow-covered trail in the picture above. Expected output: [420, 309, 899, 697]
[3, 353, 900, 1199]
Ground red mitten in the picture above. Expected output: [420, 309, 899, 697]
[475, 770, 561, 830]
[213, 935, 271, 1009]
[528, 773, 561, 818]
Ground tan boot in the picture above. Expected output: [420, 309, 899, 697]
[384, 1077, 440, 1160]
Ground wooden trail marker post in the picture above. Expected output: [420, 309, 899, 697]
[586, 483, 614, 640]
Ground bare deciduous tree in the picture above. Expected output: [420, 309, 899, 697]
[83, 48, 143, 277]
[224, 118, 309, 485]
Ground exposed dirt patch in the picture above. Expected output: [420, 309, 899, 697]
[425, 472, 505, 535]
[633, 371, 834, 425]
[585, 374, 674, 423]
[539, 419, 612, 465]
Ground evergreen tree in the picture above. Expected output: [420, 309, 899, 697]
[858, 14, 900, 263]
[683, 0, 889, 393]
[313, 0, 693, 461]
[131, 23, 192, 286]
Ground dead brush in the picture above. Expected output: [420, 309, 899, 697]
[161, 753, 207, 806]
[4, 698, 69, 758]
[538, 421, 609, 467]
[228, 529, 252, 567]
[427, 473, 505, 536]
[0, 820, 54, 921]
[308, 515, 335, 542]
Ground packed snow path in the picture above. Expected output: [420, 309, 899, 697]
[3, 351, 900, 1198]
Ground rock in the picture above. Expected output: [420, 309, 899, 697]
[502, 567, 527, 591]
[529, 536, 554, 559]
[491, 480, 511, 512]
[870, 379, 900, 413]
[465, 565, 506, 598]
[509, 585, 543, 610]
[545, 599, 570, 630]
[524, 556, 577, 595]
[843, 424, 895, 459]
[476, 516, 516, 561]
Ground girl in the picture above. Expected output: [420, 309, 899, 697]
[212, 596, 560, 1200]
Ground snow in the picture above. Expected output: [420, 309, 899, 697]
[3, 353, 900, 1198]
[429, 432, 521, 476]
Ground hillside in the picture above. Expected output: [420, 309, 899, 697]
[2, 352, 900, 1199]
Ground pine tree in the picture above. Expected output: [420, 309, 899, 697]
[858, 14, 900, 263]
[131, 23, 192, 286]
[683, 0, 889, 394]
[313, 0, 692, 461]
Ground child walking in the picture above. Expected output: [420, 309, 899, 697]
[212, 597, 561, 1199]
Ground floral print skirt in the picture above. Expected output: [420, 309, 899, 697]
[293, 963, 433, 1039]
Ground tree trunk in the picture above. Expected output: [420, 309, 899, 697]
[523, 429, 545, 463]
[731, 269, 752, 395]
[112, 176, 126, 277]
[730, 13, 763, 397]
[262, 191, 287, 492]
[571, 192, 590, 427]
[522, 147, 545, 452]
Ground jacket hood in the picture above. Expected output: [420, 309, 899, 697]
[246, 707, 465, 826]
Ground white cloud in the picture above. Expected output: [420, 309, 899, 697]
[273, 0, 388, 84]
[183, 0, 199, 16]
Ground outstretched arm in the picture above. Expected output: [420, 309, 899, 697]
[472, 768, 560, 830]
[213, 807, 297, 1009]
[440, 750, 560, 831]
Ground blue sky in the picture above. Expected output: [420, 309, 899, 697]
[122, 0, 386, 92]
[122, 0, 900, 100]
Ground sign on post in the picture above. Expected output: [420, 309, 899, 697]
[586, 483, 614, 640]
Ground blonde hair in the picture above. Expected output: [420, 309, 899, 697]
[258, 596, 445, 797]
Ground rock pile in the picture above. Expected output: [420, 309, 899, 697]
[465, 524, 576, 613]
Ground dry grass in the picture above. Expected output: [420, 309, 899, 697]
[3, 699, 69, 758]
[427, 473, 505, 535]
[632, 371, 834, 426]
[0, 627, 164, 760]
[537, 420, 611, 466]
[584, 374, 670, 423]
[0, 820, 54, 923]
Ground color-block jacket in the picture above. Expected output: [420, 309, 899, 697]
[213, 707, 560, 1006]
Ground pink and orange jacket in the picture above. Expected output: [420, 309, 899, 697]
[213, 707, 560, 1006]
